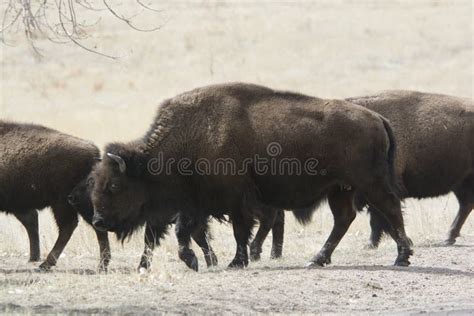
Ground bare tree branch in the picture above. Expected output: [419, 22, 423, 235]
[0, 0, 163, 58]
[57, 0, 116, 59]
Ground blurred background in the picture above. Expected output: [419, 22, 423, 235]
[0, 0, 472, 270]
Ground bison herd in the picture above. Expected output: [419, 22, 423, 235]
[0, 83, 472, 273]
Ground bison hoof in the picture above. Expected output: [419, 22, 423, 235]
[305, 261, 322, 268]
[38, 262, 53, 271]
[394, 248, 413, 266]
[270, 248, 282, 259]
[205, 252, 218, 268]
[98, 259, 110, 273]
[249, 250, 261, 262]
[306, 254, 331, 268]
[137, 265, 149, 274]
[394, 258, 410, 267]
[364, 242, 379, 250]
[249, 244, 262, 262]
[440, 239, 456, 246]
[179, 248, 199, 272]
[28, 256, 41, 263]
[186, 256, 199, 272]
[228, 258, 248, 269]
[138, 267, 149, 276]
[138, 259, 151, 272]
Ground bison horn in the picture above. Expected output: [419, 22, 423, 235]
[107, 153, 126, 173]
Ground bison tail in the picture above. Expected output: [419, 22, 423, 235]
[291, 207, 315, 225]
[380, 116, 404, 198]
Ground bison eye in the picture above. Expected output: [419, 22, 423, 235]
[109, 183, 120, 193]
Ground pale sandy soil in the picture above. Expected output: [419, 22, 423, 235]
[0, 1, 473, 314]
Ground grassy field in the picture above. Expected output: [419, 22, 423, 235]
[0, 0, 473, 314]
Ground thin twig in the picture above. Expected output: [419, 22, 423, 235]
[136, 0, 162, 13]
[102, 0, 163, 32]
[57, 0, 117, 59]
[1, 6, 22, 35]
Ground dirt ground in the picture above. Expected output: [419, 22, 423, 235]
[0, 0, 473, 314]
[0, 210, 473, 314]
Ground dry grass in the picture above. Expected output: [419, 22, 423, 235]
[0, 0, 473, 314]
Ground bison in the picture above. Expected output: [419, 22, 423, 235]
[250, 90, 473, 260]
[68, 173, 218, 271]
[0, 121, 110, 271]
[90, 83, 413, 270]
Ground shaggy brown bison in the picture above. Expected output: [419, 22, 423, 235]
[0, 121, 110, 271]
[250, 90, 473, 260]
[68, 174, 218, 271]
[90, 83, 413, 270]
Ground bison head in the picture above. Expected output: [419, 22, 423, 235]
[91, 143, 149, 240]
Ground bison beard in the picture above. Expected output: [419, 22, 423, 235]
[91, 83, 413, 271]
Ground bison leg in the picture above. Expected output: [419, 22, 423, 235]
[94, 230, 111, 273]
[270, 210, 285, 259]
[191, 220, 218, 268]
[175, 213, 200, 272]
[250, 208, 277, 261]
[14, 210, 40, 262]
[307, 187, 356, 267]
[138, 223, 168, 272]
[228, 209, 254, 269]
[39, 203, 78, 270]
[138, 223, 163, 272]
[138, 224, 156, 272]
[365, 189, 413, 266]
[445, 176, 474, 245]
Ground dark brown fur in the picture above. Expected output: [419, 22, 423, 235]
[253, 90, 473, 258]
[349, 90, 474, 246]
[69, 174, 218, 271]
[0, 121, 110, 270]
[90, 83, 412, 270]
